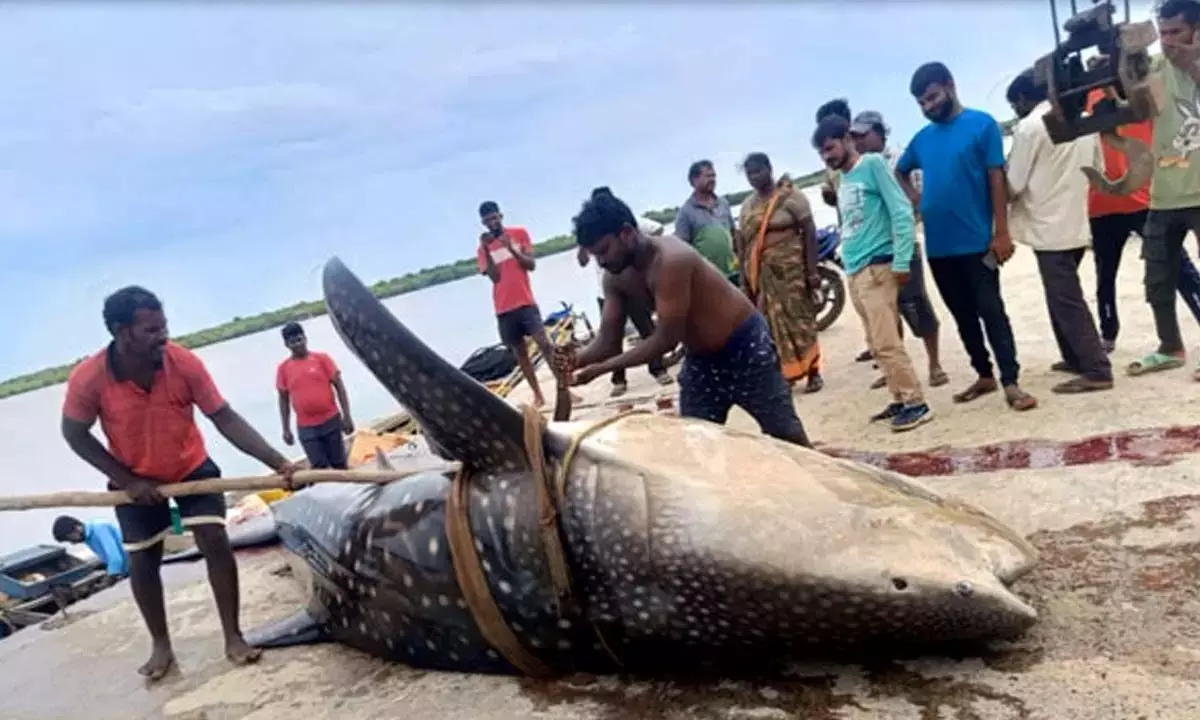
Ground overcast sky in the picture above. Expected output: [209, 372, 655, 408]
[0, 1, 1156, 379]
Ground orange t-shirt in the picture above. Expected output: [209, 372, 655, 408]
[476, 226, 536, 315]
[62, 342, 226, 483]
[276, 352, 340, 428]
[1086, 89, 1151, 218]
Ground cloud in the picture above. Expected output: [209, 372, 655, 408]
[0, 1, 1159, 378]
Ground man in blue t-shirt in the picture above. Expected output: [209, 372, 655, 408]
[895, 62, 1038, 412]
[53, 515, 129, 577]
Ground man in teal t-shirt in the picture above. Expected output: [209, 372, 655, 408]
[812, 114, 933, 432]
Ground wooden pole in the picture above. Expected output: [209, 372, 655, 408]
[0, 465, 461, 511]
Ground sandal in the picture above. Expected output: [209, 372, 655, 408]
[1004, 385, 1039, 411]
[929, 368, 950, 387]
[1126, 352, 1185, 376]
[952, 379, 998, 404]
[869, 376, 887, 390]
[1051, 376, 1113, 394]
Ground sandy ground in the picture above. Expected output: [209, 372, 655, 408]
[5, 239, 1200, 719]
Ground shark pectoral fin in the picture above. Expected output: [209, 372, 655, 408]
[244, 608, 329, 649]
[1084, 132, 1153, 196]
[322, 257, 530, 471]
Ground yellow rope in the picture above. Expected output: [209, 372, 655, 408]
[444, 404, 652, 676]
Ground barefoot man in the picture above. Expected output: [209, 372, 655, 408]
[561, 190, 812, 447]
[61, 286, 298, 681]
[477, 200, 562, 407]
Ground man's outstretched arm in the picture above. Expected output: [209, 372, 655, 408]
[584, 254, 691, 375]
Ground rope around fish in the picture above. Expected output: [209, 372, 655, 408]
[444, 402, 648, 677]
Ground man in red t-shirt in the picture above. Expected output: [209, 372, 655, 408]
[276, 321, 354, 469]
[476, 200, 559, 407]
[60, 286, 297, 681]
[1086, 88, 1200, 354]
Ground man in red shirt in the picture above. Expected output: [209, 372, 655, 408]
[61, 286, 298, 682]
[276, 322, 354, 469]
[476, 200, 560, 407]
[1086, 87, 1200, 355]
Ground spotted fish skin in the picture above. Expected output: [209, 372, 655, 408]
[249, 257, 1039, 675]
[269, 469, 614, 674]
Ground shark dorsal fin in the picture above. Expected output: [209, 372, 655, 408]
[322, 257, 529, 473]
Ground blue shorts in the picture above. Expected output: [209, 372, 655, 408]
[678, 313, 810, 445]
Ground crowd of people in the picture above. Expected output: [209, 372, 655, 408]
[492, 1, 1200, 439]
[44, 0, 1200, 687]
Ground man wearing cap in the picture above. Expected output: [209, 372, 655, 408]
[825, 109, 948, 390]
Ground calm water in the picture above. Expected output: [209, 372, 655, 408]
[0, 251, 605, 555]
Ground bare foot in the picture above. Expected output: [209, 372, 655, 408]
[226, 636, 263, 666]
[138, 642, 176, 683]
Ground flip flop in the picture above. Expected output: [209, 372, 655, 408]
[804, 376, 825, 394]
[1126, 352, 1185, 377]
[952, 381, 998, 404]
[654, 374, 675, 387]
[1004, 386, 1038, 411]
[869, 376, 887, 390]
[855, 349, 874, 363]
[1051, 377, 1113, 394]
[929, 368, 950, 387]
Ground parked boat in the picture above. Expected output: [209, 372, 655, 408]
[0, 544, 113, 639]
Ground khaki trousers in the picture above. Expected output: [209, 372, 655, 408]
[849, 264, 924, 405]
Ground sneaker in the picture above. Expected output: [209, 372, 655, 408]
[891, 403, 934, 432]
[870, 402, 904, 422]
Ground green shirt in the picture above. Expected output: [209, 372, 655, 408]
[1150, 55, 1200, 210]
[692, 224, 737, 275]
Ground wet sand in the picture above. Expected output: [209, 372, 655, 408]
[5, 239, 1200, 719]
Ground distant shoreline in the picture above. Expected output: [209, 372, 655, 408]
[3, 116, 1021, 400]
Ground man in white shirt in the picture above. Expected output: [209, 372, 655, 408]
[1006, 70, 1113, 393]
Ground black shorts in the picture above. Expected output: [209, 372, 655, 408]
[496, 305, 545, 348]
[897, 243, 940, 338]
[298, 415, 348, 469]
[114, 457, 227, 553]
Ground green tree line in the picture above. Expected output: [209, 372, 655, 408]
[0, 116, 1021, 400]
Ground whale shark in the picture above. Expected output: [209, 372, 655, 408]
[244, 257, 1039, 675]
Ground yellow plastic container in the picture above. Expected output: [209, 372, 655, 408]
[256, 489, 292, 504]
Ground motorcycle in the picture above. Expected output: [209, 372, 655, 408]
[814, 224, 847, 332]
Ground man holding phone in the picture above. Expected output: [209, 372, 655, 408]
[896, 62, 1038, 411]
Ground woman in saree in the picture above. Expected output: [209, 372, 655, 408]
[737, 152, 824, 393]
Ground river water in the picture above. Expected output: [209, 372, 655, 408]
[0, 188, 841, 555]
[0, 251, 606, 555]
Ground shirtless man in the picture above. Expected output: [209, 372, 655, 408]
[560, 190, 812, 447]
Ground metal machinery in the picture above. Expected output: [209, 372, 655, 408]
[1035, 0, 1164, 144]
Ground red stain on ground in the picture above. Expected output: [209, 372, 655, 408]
[820, 424, 1200, 477]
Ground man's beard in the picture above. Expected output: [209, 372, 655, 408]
[602, 249, 636, 274]
[925, 100, 953, 122]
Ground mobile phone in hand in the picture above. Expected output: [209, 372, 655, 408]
[982, 251, 999, 270]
